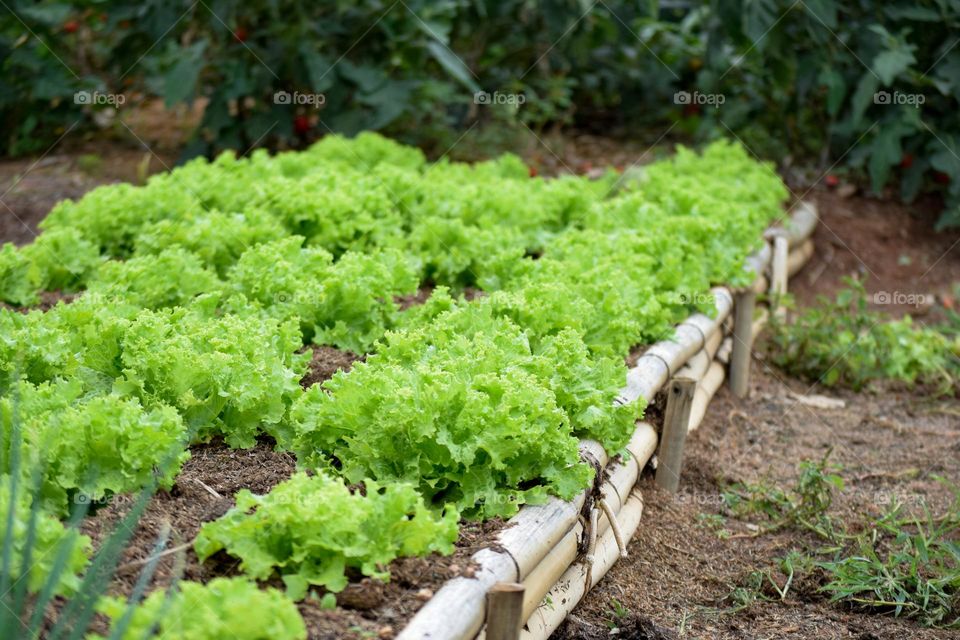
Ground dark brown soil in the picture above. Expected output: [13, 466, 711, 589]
[298, 520, 500, 640]
[80, 435, 501, 640]
[396, 285, 437, 310]
[80, 437, 297, 592]
[792, 189, 960, 322]
[560, 613, 677, 640]
[396, 285, 485, 311]
[0, 146, 177, 247]
[0, 291, 78, 313]
[300, 344, 362, 388]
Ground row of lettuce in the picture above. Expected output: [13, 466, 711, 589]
[0, 134, 786, 638]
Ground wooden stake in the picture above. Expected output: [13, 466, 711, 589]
[729, 289, 756, 398]
[771, 236, 789, 319]
[654, 377, 696, 493]
[486, 582, 525, 640]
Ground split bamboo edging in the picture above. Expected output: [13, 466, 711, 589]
[396, 201, 819, 640]
[503, 328, 733, 640]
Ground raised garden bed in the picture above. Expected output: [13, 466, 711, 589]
[0, 134, 799, 639]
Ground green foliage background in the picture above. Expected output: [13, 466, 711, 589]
[2, 0, 960, 224]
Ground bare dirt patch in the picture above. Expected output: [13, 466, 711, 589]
[80, 437, 297, 594]
[792, 190, 960, 321]
[0, 145, 177, 247]
[300, 345, 363, 388]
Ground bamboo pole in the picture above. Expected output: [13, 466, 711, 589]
[474, 423, 658, 634]
[675, 325, 726, 381]
[716, 336, 733, 365]
[486, 583, 525, 640]
[729, 289, 757, 398]
[766, 200, 818, 249]
[786, 239, 815, 277]
[687, 361, 726, 434]
[744, 242, 772, 281]
[654, 378, 696, 492]
[517, 361, 725, 640]
[618, 288, 733, 406]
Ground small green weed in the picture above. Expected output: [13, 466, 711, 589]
[819, 487, 960, 628]
[75, 153, 103, 176]
[720, 460, 960, 629]
[722, 452, 844, 540]
[696, 513, 731, 539]
[770, 279, 959, 393]
[606, 597, 630, 628]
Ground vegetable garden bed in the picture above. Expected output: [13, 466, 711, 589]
[399, 203, 818, 640]
[1, 133, 797, 639]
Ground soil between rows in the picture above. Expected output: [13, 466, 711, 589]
[75, 344, 503, 639]
[78, 432, 503, 639]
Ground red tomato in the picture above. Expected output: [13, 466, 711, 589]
[234, 27, 248, 43]
[528, 165, 538, 178]
[683, 103, 701, 118]
[934, 171, 951, 185]
[900, 153, 914, 169]
[63, 20, 79, 33]
[824, 174, 839, 187]
[293, 115, 311, 135]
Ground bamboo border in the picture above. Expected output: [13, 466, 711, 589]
[397, 201, 819, 640]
